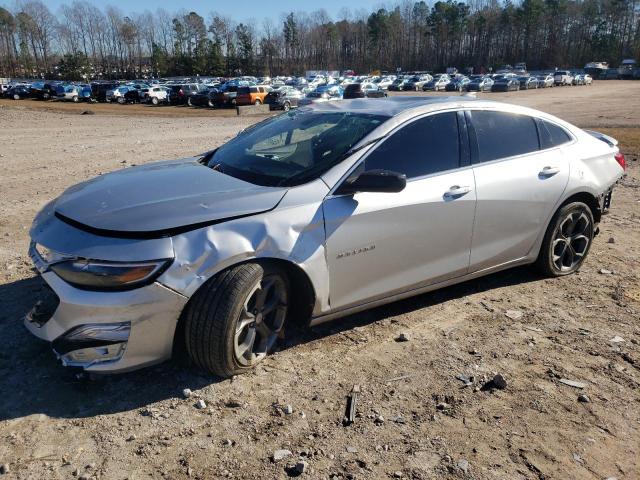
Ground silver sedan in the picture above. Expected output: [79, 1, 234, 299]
[27, 97, 625, 376]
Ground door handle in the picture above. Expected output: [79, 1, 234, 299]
[539, 166, 560, 176]
[444, 185, 472, 198]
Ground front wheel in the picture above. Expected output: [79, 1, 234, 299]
[254, 99, 262, 105]
[72, 95, 79, 103]
[535, 202, 594, 277]
[151, 97, 159, 105]
[184, 263, 290, 377]
[283, 101, 291, 111]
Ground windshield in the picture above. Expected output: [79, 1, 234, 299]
[207, 110, 387, 187]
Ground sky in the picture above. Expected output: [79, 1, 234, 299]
[40, 0, 385, 23]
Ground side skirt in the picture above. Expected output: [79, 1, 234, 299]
[309, 256, 533, 327]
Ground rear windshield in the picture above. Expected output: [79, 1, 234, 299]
[207, 110, 387, 187]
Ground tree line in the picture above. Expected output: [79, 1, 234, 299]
[0, 0, 638, 80]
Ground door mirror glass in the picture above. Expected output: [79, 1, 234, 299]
[336, 169, 406, 195]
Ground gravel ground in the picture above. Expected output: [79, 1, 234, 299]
[0, 80, 638, 480]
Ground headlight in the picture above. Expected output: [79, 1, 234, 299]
[50, 259, 172, 291]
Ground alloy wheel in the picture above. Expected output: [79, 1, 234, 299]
[551, 211, 592, 272]
[233, 274, 288, 366]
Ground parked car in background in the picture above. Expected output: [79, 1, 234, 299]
[92, 82, 120, 102]
[25, 97, 625, 377]
[236, 85, 272, 106]
[188, 88, 217, 108]
[31, 82, 58, 100]
[536, 74, 554, 88]
[298, 90, 341, 106]
[181, 84, 205, 106]
[518, 76, 539, 89]
[617, 59, 637, 79]
[264, 87, 304, 111]
[212, 84, 241, 107]
[106, 86, 132, 103]
[123, 88, 147, 104]
[374, 76, 395, 90]
[4, 85, 30, 99]
[343, 83, 385, 99]
[388, 78, 408, 91]
[466, 75, 493, 92]
[56, 84, 83, 102]
[145, 86, 171, 105]
[491, 76, 520, 92]
[422, 74, 450, 91]
[404, 74, 433, 91]
[572, 74, 593, 85]
[554, 70, 574, 86]
[445, 76, 470, 92]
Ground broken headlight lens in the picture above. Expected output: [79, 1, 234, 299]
[50, 259, 172, 291]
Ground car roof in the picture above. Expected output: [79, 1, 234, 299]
[306, 96, 477, 117]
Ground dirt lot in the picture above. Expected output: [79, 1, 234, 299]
[0, 80, 639, 480]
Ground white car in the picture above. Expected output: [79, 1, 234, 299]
[536, 74, 555, 88]
[145, 86, 170, 105]
[554, 70, 574, 86]
[375, 77, 395, 90]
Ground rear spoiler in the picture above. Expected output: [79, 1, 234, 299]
[584, 129, 618, 147]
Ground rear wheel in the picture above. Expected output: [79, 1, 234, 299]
[254, 99, 262, 105]
[184, 263, 290, 377]
[535, 202, 594, 277]
[283, 101, 291, 111]
[13, 94, 19, 100]
[151, 97, 159, 105]
[72, 95, 79, 103]
[187, 97, 192, 106]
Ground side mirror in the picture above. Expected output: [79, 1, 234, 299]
[336, 169, 407, 195]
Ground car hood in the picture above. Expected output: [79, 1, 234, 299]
[53, 158, 288, 236]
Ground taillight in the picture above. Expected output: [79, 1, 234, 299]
[179, 89, 184, 96]
[614, 152, 626, 171]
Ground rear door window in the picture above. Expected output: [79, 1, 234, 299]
[469, 110, 539, 163]
[364, 112, 460, 179]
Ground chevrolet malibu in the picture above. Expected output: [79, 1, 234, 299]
[26, 97, 625, 377]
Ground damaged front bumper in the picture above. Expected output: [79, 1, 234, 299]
[25, 259, 188, 373]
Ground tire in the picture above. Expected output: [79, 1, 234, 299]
[13, 94, 19, 100]
[72, 95, 79, 103]
[187, 97, 192, 107]
[117, 97, 125, 104]
[43, 93, 50, 100]
[535, 202, 595, 277]
[184, 262, 290, 377]
[254, 99, 262, 105]
[151, 97, 159, 105]
[207, 99, 214, 108]
[283, 101, 291, 111]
